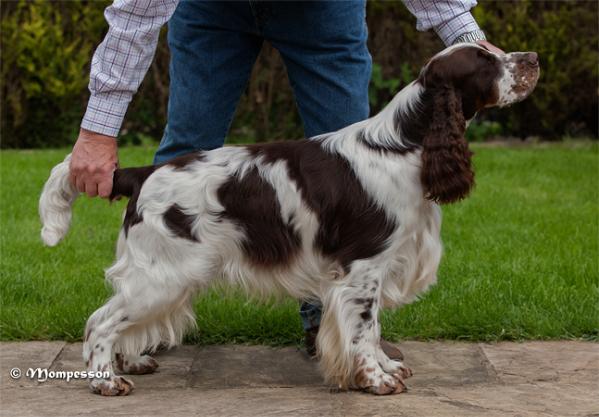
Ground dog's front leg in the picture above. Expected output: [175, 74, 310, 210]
[350, 296, 411, 395]
[318, 263, 411, 395]
[374, 322, 412, 381]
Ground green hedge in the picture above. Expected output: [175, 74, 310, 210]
[1, 1, 107, 148]
[1, 0, 597, 148]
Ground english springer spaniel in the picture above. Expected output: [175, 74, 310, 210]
[39, 44, 539, 396]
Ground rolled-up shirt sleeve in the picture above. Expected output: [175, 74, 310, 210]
[402, 0, 481, 46]
[81, 0, 178, 137]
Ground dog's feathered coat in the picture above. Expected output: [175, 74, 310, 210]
[39, 44, 539, 396]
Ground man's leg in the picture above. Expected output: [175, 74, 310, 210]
[264, 1, 371, 137]
[263, 1, 403, 360]
[154, 1, 263, 164]
[299, 301, 322, 357]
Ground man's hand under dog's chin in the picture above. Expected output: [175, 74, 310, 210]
[476, 40, 505, 55]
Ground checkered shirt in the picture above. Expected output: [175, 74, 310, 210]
[81, 0, 481, 137]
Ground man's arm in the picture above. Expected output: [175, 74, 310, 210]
[71, 0, 178, 198]
[402, 0, 487, 46]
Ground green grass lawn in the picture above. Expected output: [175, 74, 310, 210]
[1, 142, 598, 345]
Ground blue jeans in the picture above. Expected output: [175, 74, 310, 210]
[154, 0, 372, 331]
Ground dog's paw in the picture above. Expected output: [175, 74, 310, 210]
[366, 372, 407, 395]
[380, 359, 413, 380]
[114, 353, 159, 375]
[89, 376, 134, 396]
[353, 360, 407, 396]
[396, 364, 413, 380]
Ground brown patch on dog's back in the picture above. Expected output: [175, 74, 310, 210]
[217, 167, 301, 267]
[166, 152, 206, 170]
[248, 140, 396, 270]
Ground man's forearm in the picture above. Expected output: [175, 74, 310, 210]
[81, 0, 179, 138]
[402, 0, 482, 46]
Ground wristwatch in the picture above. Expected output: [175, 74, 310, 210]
[452, 29, 487, 44]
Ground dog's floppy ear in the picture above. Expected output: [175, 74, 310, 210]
[420, 86, 474, 204]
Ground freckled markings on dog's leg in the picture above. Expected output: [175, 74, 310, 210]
[87, 351, 94, 368]
[354, 296, 374, 321]
[354, 367, 368, 387]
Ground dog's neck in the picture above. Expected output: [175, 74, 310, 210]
[347, 81, 428, 153]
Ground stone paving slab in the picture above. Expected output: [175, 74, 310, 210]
[0, 341, 597, 417]
[398, 341, 495, 387]
[190, 346, 322, 388]
[480, 341, 599, 386]
[0, 341, 66, 388]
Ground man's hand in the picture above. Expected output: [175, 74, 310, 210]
[476, 40, 505, 55]
[70, 129, 118, 198]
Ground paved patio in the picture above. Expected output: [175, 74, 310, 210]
[0, 341, 597, 417]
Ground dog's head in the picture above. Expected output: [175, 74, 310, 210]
[416, 44, 540, 204]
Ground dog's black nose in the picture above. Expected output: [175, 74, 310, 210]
[524, 52, 538, 67]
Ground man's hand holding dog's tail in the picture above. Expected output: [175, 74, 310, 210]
[69, 128, 118, 198]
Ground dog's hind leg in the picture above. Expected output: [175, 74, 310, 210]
[83, 295, 136, 396]
[83, 263, 197, 396]
[110, 290, 196, 376]
[317, 261, 411, 395]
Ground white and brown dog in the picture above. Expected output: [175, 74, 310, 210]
[39, 44, 539, 396]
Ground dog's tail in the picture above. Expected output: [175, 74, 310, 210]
[39, 153, 155, 246]
[39, 154, 79, 246]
